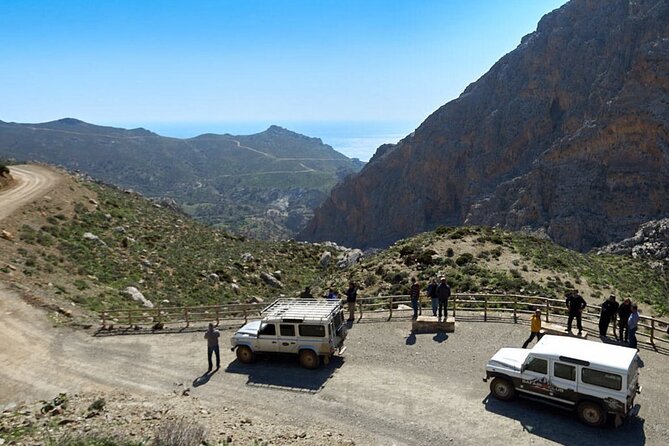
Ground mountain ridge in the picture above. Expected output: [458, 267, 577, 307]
[0, 118, 363, 240]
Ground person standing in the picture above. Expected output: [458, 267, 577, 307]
[565, 290, 586, 336]
[299, 286, 314, 299]
[345, 281, 357, 321]
[204, 323, 220, 372]
[426, 278, 438, 317]
[409, 277, 421, 320]
[628, 304, 640, 350]
[618, 298, 632, 343]
[436, 276, 451, 322]
[522, 309, 544, 348]
[598, 294, 619, 338]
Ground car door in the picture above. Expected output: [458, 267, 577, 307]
[550, 361, 579, 405]
[278, 323, 298, 354]
[256, 322, 278, 353]
[519, 356, 551, 397]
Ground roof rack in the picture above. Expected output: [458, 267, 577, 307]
[261, 298, 342, 323]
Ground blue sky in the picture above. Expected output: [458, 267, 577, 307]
[1, 0, 568, 144]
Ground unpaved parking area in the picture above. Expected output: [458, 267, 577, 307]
[1, 284, 668, 445]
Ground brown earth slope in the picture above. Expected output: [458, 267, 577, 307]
[301, 0, 669, 251]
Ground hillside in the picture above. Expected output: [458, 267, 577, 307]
[301, 0, 669, 251]
[0, 119, 363, 240]
[1, 165, 667, 323]
[0, 166, 359, 325]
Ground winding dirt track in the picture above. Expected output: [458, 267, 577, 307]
[1, 166, 668, 445]
[0, 165, 62, 221]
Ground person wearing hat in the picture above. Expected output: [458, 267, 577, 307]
[598, 294, 619, 338]
[522, 309, 544, 348]
[435, 276, 451, 321]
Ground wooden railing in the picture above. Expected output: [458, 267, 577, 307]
[99, 294, 669, 352]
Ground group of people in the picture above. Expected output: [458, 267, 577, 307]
[597, 294, 640, 349]
[522, 291, 641, 350]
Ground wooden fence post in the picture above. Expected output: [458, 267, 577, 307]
[358, 301, 363, 321]
[545, 299, 550, 323]
[215, 307, 220, 326]
[101, 311, 107, 329]
[452, 294, 457, 319]
[128, 309, 132, 327]
[484, 295, 488, 322]
[650, 318, 655, 346]
[184, 307, 189, 328]
[513, 296, 518, 323]
[243, 307, 248, 324]
[388, 296, 393, 321]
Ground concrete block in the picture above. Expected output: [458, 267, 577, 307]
[412, 315, 455, 333]
[541, 322, 588, 339]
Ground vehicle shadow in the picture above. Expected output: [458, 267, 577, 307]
[225, 355, 344, 393]
[482, 395, 646, 445]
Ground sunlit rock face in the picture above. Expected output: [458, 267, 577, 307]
[301, 0, 669, 251]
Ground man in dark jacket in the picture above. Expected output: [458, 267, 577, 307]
[436, 276, 451, 321]
[598, 294, 619, 338]
[409, 277, 421, 320]
[565, 290, 586, 336]
[426, 278, 438, 317]
[345, 281, 357, 321]
[618, 298, 632, 342]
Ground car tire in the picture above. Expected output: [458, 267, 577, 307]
[298, 349, 320, 369]
[490, 377, 515, 401]
[577, 401, 607, 427]
[236, 346, 255, 364]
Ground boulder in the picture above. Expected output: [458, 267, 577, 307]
[319, 251, 332, 268]
[122, 287, 154, 308]
[260, 272, 284, 288]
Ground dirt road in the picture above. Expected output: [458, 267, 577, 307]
[0, 165, 62, 221]
[1, 166, 668, 445]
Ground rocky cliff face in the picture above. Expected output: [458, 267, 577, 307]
[598, 219, 669, 261]
[300, 0, 669, 251]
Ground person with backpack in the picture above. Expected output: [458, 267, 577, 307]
[436, 276, 451, 322]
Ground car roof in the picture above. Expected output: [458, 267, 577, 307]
[261, 298, 342, 322]
[531, 335, 637, 372]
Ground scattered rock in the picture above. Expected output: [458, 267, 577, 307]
[231, 283, 241, 294]
[260, 272, 284, 288]
[207, 273, 220, 282]
[82, 232, 107, 247]
[241, 253, 254, 262]
[121, 287, 154, 308]
[1, 230, 14, 241]
[320, 251, 332, 268]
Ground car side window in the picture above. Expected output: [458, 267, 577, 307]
[554, 362, 576, 381]
[525, 357, 548, 374]
[582, 368, 622, 390]
[298, 324, 325, 337]
[259, 323, 276, 336]
[280, 324, 296, 337]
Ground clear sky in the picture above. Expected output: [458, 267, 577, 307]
[1, 1, 568, 143]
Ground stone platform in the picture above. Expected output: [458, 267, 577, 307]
[541, 322, 588, 339]
[412, 315, 455, 333]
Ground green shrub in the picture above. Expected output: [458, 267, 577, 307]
[455, 253, 474, 266]
[435, 225, 449, 235]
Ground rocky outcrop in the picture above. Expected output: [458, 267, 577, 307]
[598, 219, 669, 261]
[301, 0, 669, 251]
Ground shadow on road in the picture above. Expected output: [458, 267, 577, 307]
[192, 368, 218, 388]
[225, 355, 344, 393]
[482, 395, 646, 445]
[405, 332, 416, 345]
[433, 332, 449, 343]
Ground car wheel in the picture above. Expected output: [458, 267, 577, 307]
[577, 401, 607, 427]
[490, 377, 515, 401]
[298, 349, 320, 369]
[236, 346, 255, 364]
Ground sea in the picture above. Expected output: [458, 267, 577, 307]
[142, 120, 418, 162]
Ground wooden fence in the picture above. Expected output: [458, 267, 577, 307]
[99, 293, 669, 352]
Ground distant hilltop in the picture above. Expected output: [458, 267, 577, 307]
[0, 118, 364, 240]
[301, 0, 669, 252]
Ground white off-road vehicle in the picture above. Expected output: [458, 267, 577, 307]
[230, 298, 348, 369]
[484, 335, 641, 427]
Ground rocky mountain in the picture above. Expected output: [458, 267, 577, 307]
[0, 119, 363, 239]
[598, 218, 669, 261]
[301, 0, 669, 251]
